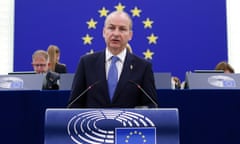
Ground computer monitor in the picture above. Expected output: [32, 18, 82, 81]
[59, 73, 74, 90]
[154, 72, 172, 89]
[193, 70, 224, 73]
[8, 71, 36, 75]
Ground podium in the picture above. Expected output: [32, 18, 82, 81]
[45, 108, 179, 144]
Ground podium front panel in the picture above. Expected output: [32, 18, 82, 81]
[45, 108, 179, 144]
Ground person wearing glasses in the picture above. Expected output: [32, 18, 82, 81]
[32, 49, 60, 89]
[32, 50, 50, 74]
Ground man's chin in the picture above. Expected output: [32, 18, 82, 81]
[110, 43, 120, 48]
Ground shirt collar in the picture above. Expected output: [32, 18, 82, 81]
[105, 48, 127, 63]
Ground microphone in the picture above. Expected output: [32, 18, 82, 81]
[129, 80, 158, 108]
[67, 81, 99, 108]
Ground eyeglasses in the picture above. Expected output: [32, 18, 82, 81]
[32, 64, 47, 67]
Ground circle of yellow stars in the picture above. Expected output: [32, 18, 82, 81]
[82, 2, 158, 60]
[125, 130, 147, 143]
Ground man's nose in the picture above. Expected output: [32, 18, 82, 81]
[112, 29, 120, 35]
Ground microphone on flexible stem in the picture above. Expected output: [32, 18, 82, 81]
[129, 80, 158, 108]
[67, 81, 99, 108]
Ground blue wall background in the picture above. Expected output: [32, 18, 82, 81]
[14, 0, 228, 81]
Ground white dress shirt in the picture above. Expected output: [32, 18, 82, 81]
[105, 48, 126, 80]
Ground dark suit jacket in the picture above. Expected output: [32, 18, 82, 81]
[68, 50, 158, 108]
[55, 63, 67, 73]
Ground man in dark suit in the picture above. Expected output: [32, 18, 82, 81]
[68, 11, 158, 108]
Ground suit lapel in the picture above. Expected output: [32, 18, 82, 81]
[96, 51, 112, 103]
[112, 52, 135, 102]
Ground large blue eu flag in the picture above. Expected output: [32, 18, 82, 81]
[14, 0, 228, 80]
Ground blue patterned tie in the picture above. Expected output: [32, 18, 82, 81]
[108, 56, 119, 101]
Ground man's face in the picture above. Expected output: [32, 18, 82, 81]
[32, 56, 49, 74]
[103, 13, 132, 55]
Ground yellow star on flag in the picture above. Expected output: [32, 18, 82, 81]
[98, 7, 109, 17]
[86, 18, 97, 29]
[82, 34, 93, 45]
[115, 3, 125, 11]
[143, 18, 154, 29]
[147, 33, 158, 44]
[143, 49, 154, 60]
[131, 6, 142, 17]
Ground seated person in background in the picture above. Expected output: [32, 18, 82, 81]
[47, 45, 67, 73]
[215, 61, 235, 73]
[171, 76, 181, 89]
[32, 50, 50, 74]
[32, 50, 60, 90]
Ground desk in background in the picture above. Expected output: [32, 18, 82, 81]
[0, 90, 240, 144]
